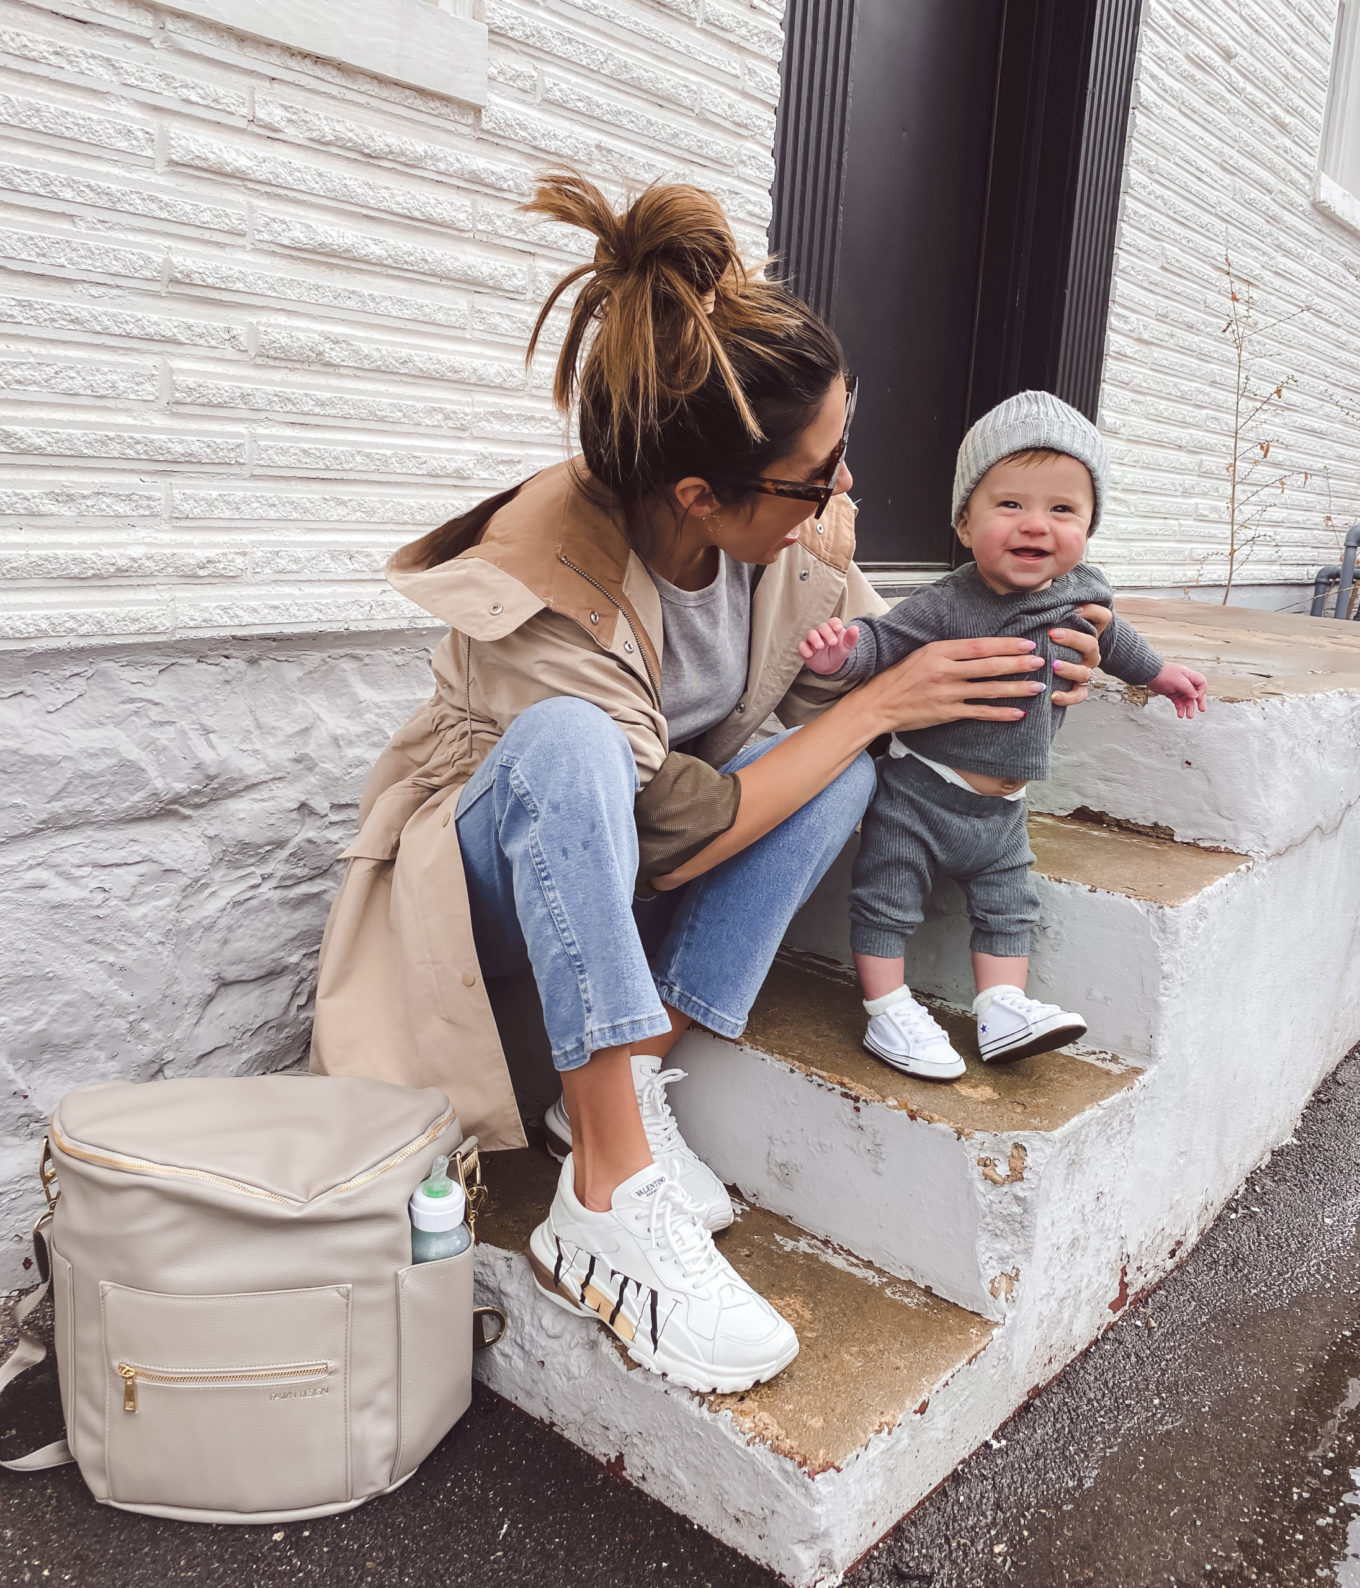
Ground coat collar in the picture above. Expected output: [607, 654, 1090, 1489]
[387, 458, 859, 693]
[387, 461, 658, 682]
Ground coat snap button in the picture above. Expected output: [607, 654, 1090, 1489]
[736, 702, 746, 713]
[461, 970, 477, 988]
[590, 611, 600, 624]
[489, 602, 503, 615]
[799, 569, 809, 581]
[624, 640, 634, 653]
[815, 522, 824, 534]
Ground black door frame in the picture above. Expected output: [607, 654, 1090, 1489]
[964, 0, 1145, 428]
[769, 0, 1144, 570]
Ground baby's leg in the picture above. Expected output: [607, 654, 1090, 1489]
[972, 950, 1030, 995]
[848, 767, 963, 1079]
[854, 951, 906, 1001]
[962, 841, 1085, 1062]
[959, 851, 1040, 982]
[846, 775, 936, 993]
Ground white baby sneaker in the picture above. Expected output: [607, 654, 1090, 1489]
[544, 1052, 734, 1232]
[862, 986, 966, 1080]
[974, 985, 1087, 1063]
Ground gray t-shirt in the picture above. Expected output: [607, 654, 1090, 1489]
[649, 552, 757, 748]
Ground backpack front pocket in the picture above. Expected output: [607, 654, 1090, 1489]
[101, 1281, 351, 1516]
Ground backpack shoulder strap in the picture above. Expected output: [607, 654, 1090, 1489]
[0, 1213, 72, 1472]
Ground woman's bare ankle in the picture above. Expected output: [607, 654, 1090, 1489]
[561, 1043, 654, 1212]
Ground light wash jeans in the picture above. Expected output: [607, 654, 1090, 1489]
[455, 696, 876, 1071]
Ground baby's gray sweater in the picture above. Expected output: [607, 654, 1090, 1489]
[835, 561, 1163, 781]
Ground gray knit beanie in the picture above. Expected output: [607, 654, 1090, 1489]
[951, 390, 1108, 534]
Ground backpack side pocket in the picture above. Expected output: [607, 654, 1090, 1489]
[392, 1244, 474, 1483]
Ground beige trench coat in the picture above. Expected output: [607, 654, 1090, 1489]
[310, 461, 888, 1150]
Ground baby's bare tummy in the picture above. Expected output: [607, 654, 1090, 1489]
[955, 769, 1029, 798]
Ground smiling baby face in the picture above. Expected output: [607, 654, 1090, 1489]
[955, 450, 1095, 595]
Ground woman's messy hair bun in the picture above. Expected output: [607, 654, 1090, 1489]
[525, 172, 844, 512]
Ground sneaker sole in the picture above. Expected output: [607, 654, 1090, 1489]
[979, 1018, 1088, 1064]
[525, 1228, 797, 1395]
[863, 1032, 966, 1081]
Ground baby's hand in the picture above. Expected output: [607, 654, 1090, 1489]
[799, 618, 860, 676]
[1148, 662, 1208, 719]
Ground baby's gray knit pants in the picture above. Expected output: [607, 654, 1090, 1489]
[849, 753, 1039, 959]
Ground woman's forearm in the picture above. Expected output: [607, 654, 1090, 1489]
[651, 687, 884, 889]
[650, 633, 1067, 890]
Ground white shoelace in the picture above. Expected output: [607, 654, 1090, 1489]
[647, 1178, 725, 1292]
[989, 989, 1062, 1022]
[884, 998, 948, 1043]
[638, 1067, 688, 1157]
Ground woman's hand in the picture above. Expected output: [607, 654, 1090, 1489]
[855, 636, 1049, 735]
[653, 609, 1108, 891]
[1048, 602, 1108, 707]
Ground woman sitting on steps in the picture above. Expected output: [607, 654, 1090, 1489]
[310, 174, 1107, 1394]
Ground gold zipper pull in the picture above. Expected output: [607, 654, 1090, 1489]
[119, 1364, 138, 1413]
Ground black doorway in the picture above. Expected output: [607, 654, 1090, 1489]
[770, 0, 1142, 570]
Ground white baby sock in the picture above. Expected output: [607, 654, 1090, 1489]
[972, 984, 1025, 1015]
[864, 985, 915, 1018]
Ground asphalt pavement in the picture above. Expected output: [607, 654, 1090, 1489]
[4, 1043, 1359, 1588]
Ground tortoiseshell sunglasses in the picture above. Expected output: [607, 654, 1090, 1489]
[722, 374, 857, 520]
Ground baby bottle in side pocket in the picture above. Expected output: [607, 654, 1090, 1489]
[409, 1154, 471, 1263]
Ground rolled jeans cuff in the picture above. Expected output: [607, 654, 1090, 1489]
[652, 980, 745, 1042]
[552, 1010, 673, 1073]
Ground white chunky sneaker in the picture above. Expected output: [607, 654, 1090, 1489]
[862, 986, 966, 1079]
[543, 1054, 733, 1232]
[527, 1157, 799, 1394]
[975, 984, 1088, 1063]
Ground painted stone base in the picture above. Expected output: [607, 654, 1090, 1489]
[0, 630, 439, 1285]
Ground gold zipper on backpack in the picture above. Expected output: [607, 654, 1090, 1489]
[117, 1360, 330, 1414]
[50, 1107, 457, 1205]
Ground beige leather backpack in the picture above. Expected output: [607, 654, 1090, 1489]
[0, 1073, 501, 1523]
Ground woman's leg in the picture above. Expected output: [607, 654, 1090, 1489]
[462, 702, 799, 1392]
[455, 696, 667, 1207]
[558, 1044, 647, 1208]
[650, 731, 878, 1037]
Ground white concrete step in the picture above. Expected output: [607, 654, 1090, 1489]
[719, 788, 1360, 1314]
[668, 949, 1137, 1319]
[783, 807, 1249, 1067]
[1031, 598, 1360, 856]
[473, 1147, 1005, 1588]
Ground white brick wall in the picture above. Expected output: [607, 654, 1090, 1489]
[0, 0, 785, 648]
[1099, 0, 1360, 604]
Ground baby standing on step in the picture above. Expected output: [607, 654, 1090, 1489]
[799, 391, 1208, 1079]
